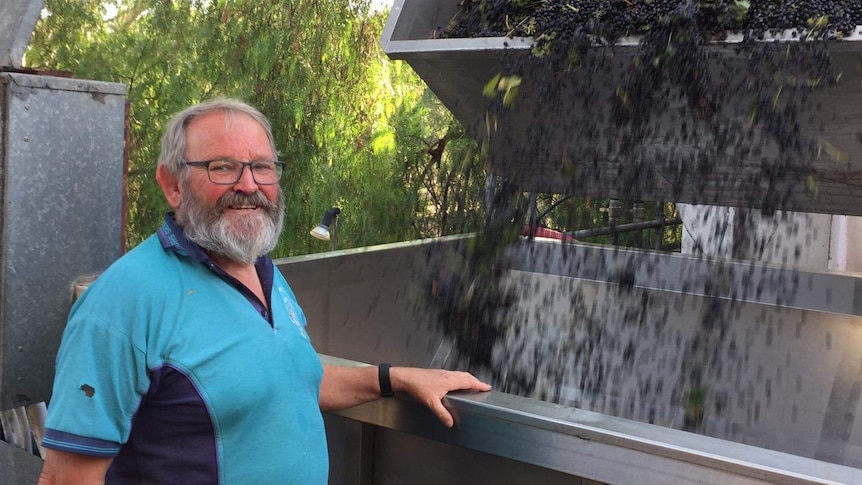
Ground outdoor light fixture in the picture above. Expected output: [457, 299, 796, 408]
[310, 207, 341, 249]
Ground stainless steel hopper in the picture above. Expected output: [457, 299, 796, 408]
[280, 236, 862, 484]
[380, 0, 862, 215]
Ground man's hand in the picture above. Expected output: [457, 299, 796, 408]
[390, 367, 491, 428]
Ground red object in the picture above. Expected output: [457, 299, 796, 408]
[522, 225, 577, 242]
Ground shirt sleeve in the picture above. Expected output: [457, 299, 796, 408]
[43, 303, 150, 456]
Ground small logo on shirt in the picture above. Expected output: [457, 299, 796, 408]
[278, 287, 309, 340]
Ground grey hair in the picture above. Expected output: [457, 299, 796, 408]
[158, 98, 278, 176]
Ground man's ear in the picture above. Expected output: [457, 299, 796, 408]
[156, 164, 183, 210]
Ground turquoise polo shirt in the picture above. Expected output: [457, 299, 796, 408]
[43, 216, 328, 484]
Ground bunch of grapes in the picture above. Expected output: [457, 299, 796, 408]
[441, 0, 851, 160]
[440, 0, 862, 42]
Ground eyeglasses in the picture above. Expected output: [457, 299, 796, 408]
[183, 159, 286, 185]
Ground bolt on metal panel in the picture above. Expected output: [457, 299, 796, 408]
[0, 0, 44, 69]
[0, 72, 127, 410]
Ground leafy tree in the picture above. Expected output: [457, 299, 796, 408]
[26, 0, 488, 256]
[27, 0, 669, 257]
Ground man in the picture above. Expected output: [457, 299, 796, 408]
[38, 99, 491, 484]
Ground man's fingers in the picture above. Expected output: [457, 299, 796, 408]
[430, 400, 455, 428]
[471, 378, 492, 392]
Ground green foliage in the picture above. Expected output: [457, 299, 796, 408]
[26, 0, 488, 256]
[728, 1, 751, 24]
[26, 0, 674, 257]
[390, 85, 487, 238]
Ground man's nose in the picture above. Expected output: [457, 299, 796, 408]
[233, 164, 260, 193]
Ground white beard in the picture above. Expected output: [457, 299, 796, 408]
[177, 187, 284, 265]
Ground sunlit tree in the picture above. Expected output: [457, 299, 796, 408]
[26, 0, 490, 256]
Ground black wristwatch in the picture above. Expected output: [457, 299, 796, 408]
[378, 363, 394, 397]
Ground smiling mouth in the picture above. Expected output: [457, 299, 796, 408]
[218, 192, 270, 213]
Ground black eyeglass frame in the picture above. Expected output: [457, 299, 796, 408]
[183, 159, 286, 185]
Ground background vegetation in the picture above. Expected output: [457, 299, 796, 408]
[25, 0, 676, 257]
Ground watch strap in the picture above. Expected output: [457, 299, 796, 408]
[378, 363, 394, 398]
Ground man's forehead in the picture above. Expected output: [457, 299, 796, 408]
[185, 111, 273, 157]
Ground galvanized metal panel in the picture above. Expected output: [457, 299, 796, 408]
[0, 72, 126, 410]
[0, 0, 44, 69]
[381, 0, 862, 215]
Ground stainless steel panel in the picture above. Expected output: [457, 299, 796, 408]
[460, 240, 862, 469]
[0, 72, 126, 410]
[477, 272, 862, 466]
[370, 425, 591, 485]
[326, 355, 862, 485]
[281, 237, 862, 479]
[277, 236, 465, 366]
[381, 1, 862, 215]
[0, 0, 43, 68]
[502, 241, 862, 316]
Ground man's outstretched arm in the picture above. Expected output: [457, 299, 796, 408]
[319, 364, 491, 428]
